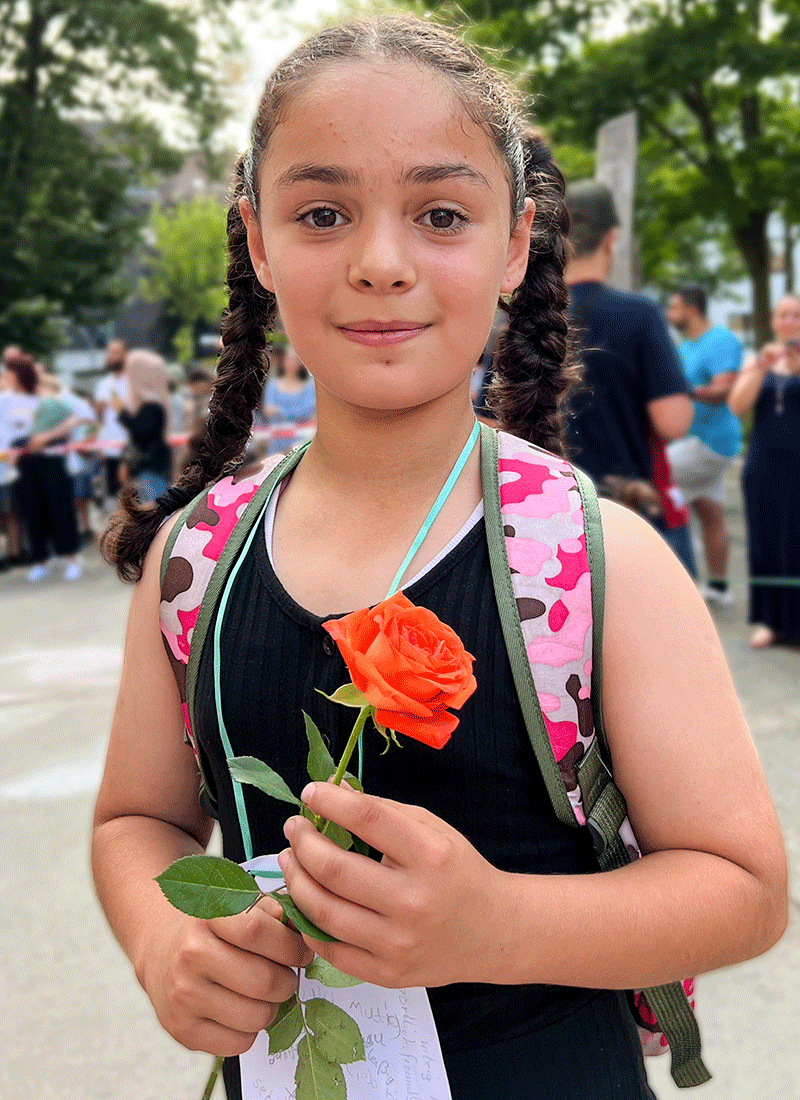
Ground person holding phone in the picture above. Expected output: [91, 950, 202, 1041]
[728, 295, 800, 647]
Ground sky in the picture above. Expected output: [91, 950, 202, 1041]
[218, 0, 343, 150]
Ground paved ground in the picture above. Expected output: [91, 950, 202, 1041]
[1, 471, 798, 1100]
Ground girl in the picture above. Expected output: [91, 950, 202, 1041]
[111, 350, 172, 504]
[93, 17, 787, 1100]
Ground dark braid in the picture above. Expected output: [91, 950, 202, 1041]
[490, 134, 582, 455]
[102, 153, 274, 582]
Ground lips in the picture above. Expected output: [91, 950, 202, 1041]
[338, 320, 430, 347]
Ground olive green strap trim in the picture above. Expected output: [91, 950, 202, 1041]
[642, 984, 712, 1087]
[571, 465, 611, 764]
[185, 446, 309, 735]
[159, 485, 210, 586]
[480, 425, 575, 828]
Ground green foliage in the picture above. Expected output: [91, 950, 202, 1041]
[140, 198, 229, 351]
[306, 956, 362, 987]
[0, 0, 237, 355]
[295, 1035, 348, 1100]
[227, 755, 303, 806]
[155, 855, 261, 917]
[267, 994, 305, 1054]
[418, 0, 800, 340]
[267, 890, 338, 942]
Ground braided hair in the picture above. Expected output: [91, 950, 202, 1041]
[102, 154, 275, 581]
[104, 15, 578, 580]
[490, 131, 581, 451]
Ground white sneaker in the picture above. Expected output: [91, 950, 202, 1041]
[26, 563, 50, 583]
[699, 583, 734, 606]
[63, 558, 83, 581]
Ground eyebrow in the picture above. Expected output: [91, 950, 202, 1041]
[273, 163, 492, 191]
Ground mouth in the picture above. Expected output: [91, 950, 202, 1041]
[338, 320, 431, 347]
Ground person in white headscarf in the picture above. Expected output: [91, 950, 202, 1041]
[110, 350, 172, 503]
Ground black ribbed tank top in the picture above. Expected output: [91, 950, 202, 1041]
[194, 515, 656, 1100]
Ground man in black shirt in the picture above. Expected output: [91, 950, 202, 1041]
[564, 181, 695, 571]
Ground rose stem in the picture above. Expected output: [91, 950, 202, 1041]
[318, 706, 372, 837]
[200, 1056, 223, 1100]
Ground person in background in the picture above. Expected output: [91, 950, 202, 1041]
[61, 386, 99, 545]
[95, 339, 131, 507]
[563, 180, 693, 544]
[6, 353, 83, 581]
[112, 350, 172, 504]
[728, 294, 800, 648]
[0, 350, 38, 568]
[666, 286, 743, 604]
[262, 344, 316, 454]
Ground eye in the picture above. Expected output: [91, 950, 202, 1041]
[298, 207, 347, 229]
[420, 207, 468, 233]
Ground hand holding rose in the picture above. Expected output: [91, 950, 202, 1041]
[278, 780, 508, 990]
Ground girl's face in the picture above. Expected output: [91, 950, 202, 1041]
[243, 61, 532, 416]
[772, 296, 800, 345]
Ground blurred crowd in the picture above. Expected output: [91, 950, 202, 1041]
[0, 339, 316, 583]
[2, 180, 798, 649]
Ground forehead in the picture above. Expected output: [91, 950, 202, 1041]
[261, 60, 508, 193]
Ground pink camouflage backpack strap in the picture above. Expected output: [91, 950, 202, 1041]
[158, 447, 309, 812]
[480, 424, 710, 1089]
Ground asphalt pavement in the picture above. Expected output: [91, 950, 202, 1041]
[1, 470, 798, 1100]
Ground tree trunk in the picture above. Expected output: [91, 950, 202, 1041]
[731, 212, 772, 347]
[786, 222, 796, 295]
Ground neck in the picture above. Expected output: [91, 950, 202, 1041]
[564, 252, 608, 286]
[301, 387, 479, 502]
[685, 316, 711, 340]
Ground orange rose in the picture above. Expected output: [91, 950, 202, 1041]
[323, 591, 476, 749]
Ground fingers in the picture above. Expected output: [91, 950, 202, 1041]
[210, 896, 314, 971]
[298, 781, 445, 865]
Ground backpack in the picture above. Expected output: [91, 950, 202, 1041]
[159, 424, 710, 1089]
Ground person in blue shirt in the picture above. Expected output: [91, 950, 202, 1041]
[667, 286, 744, 604]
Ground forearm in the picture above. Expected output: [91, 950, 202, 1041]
[92, 814, 207, 985]
[728, 368, 766, 416]
[692, 383, 731, 405]
[489, 848, 783, 990]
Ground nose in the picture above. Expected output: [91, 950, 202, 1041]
[347, 214, 416, 293]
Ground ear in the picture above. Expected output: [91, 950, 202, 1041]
[501, 198, 535, 294]
[239, 197, 275, 293]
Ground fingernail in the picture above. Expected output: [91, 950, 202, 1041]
[283, 817, 297, 839]
[277, 849, 290, 870]
[300, 783, 316, 804]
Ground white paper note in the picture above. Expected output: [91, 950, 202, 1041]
[240, 855, 452, 1100]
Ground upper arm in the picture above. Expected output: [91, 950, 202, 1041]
[598, 501, 785, 886]
[646, 392, 693, 440]
[93, 513, 214, 848]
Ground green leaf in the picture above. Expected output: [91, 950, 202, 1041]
[266, 994, 304, 1054]
[295, 1035, 347, 1100]
[305, 957, 362, 988]
[342, 773, 363, 793]
[321, 820, 354, 852]
[227, 756, 301, 806]
[302, 712, 335, 783]
[316, 683, 369, 708]
[306, 999, 366, 1065]
[268, 891, 338, 943]
[351, 835, 370, 857]
[156, 856, 261, 918]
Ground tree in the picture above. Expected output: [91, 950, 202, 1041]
[0, 0, 239, 356]
[426, 0, 800, 343]
[140, 197, 228, 362]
